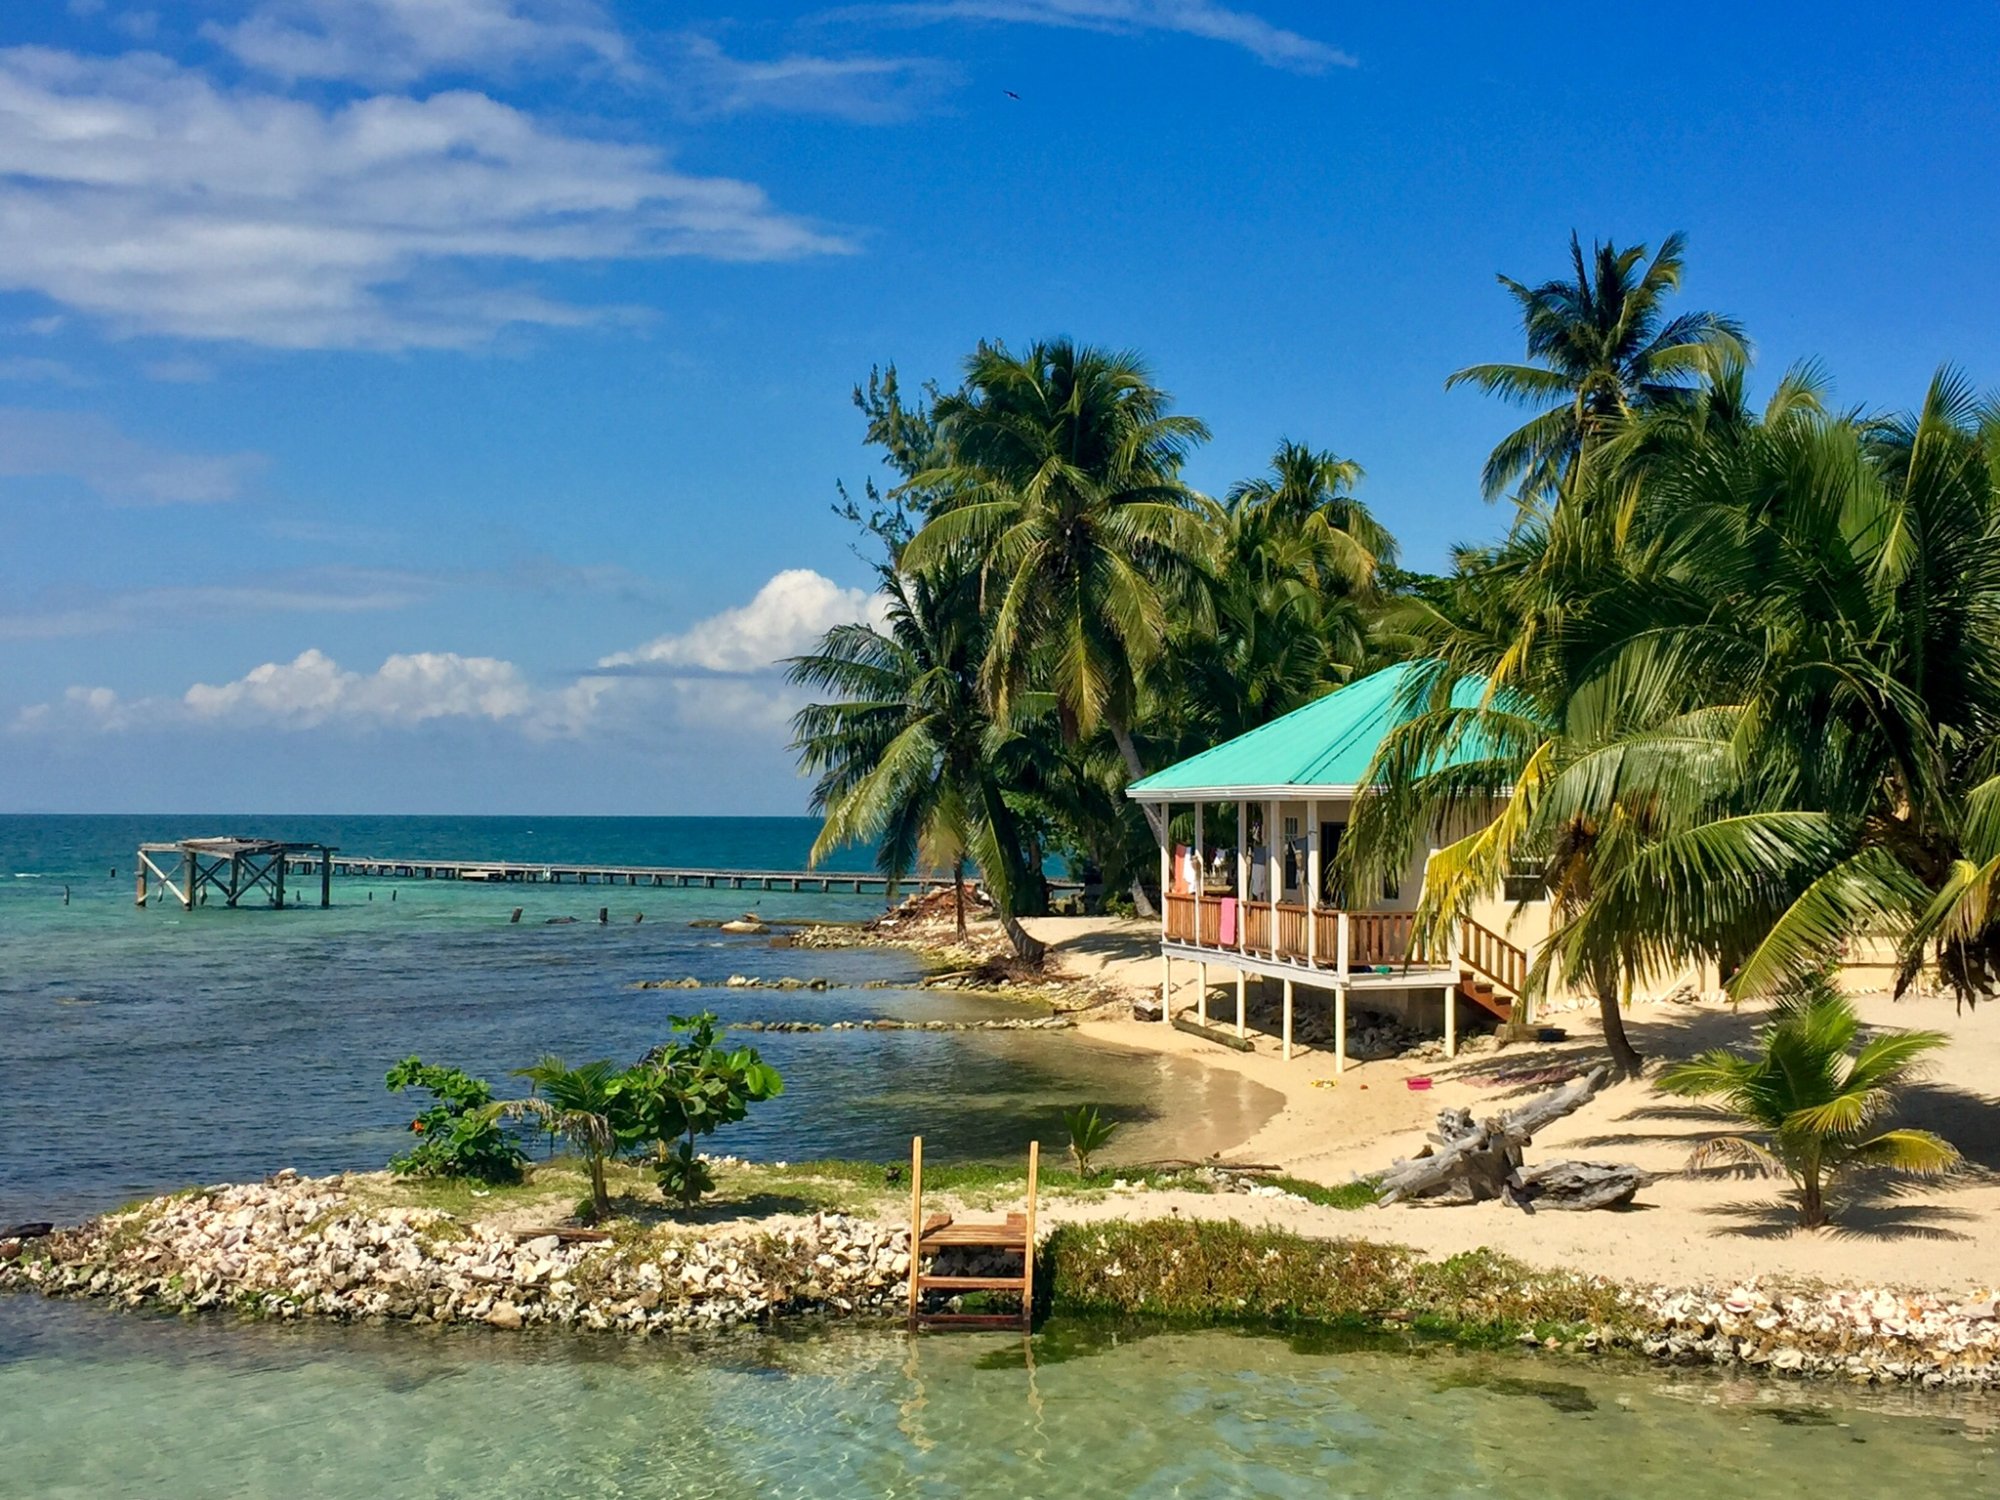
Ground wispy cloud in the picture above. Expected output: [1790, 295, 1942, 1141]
[831, 0, 1355, 74]
[0, 407, 263, 504]
[0, 568, 434, 641]
[672, 33, 957, 122]
[0, 47, 851, 350]
[205, 0, 633, 87]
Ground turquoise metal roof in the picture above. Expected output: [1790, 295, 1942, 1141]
[1127, 662, 1489, 800]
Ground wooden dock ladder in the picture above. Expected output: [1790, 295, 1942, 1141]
[905, 1135, 1037, 1331]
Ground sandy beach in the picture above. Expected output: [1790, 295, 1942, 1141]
[1025, 914, 2000, 1295]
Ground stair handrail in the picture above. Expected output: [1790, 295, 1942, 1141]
[1458, 918, 1528, 995]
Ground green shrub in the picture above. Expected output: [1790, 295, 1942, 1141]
[385, 1057, 524, 1184]
[1062, 1103, 1118, 1178]
[612, 1012, 784, 1209]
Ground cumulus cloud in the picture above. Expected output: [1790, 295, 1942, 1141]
[0, 407, 262, 504]
[15, 570, 884, 742]
[598, 568, 886, 674]
[836, 0, 1355, 73]
[207, 0, 632, 86]
[0, 47, 849, 349]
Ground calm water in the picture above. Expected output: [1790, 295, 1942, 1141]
[5, 815, 1995, 1494]
[0, 814, 1200, 1222]
[1, 1300, 1993, 1498]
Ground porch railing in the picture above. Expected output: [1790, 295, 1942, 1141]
[1161, 893, 1437, 975]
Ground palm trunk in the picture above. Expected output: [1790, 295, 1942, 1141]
[1000, 908, 1046, 965]
[1109, 719, 1164, 920]
[1596, 984, 1643, 1076]
[952, 857, 967, 937]
[587, 1153, 611, 1222]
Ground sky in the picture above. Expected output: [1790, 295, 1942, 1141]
[2, 0, 1997, 816]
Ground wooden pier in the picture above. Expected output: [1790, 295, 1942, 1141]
[282, 854, 1084, 898]
[137, 838, 335, 910]
[907, 1135, 1038, 1331]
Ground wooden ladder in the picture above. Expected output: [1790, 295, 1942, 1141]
[905, 1135, 1038, 1331]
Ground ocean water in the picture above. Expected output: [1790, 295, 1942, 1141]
[0, 814, 1213, 1222]
[1, 1301, 1993, 1498]
[6, 815, 1993, 1495]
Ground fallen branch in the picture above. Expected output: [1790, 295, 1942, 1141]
[1376, 1066, 1642, 1210]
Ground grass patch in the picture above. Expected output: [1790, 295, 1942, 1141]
[1265, 1174, 1379, 1210]
[1041, 1219, 1627, 1347]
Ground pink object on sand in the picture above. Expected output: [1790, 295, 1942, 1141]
[1406, 1076, 1433, 1091]
[1219, 897, 1237, 945]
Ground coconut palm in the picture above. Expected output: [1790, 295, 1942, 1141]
[900, 340, 1215, 910]
[506, 1057, 623, 1222]
[1657, 977, 1958, 1227]
[1447, 231, 1746, 503]
[788, 559, 1047, 962]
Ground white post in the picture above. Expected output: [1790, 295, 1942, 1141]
[1444, 983, 1458, 1060]
[1282, 977, 1294, 1061]
[1235, 968, 1247, 1039]
[1336, 911, 1351, 983]
[1235, 799, 1247, 957]
[1335, 986, 1347, 1074]
[1159, 801, 1173, 1025]
[1197, 960, 1209, 1027]
[1266, 798, 1280, 956]
[1193, 801, 1205, 950]
[1306, 797, 1320, 967]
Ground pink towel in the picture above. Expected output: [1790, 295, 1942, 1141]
[1219, 897, 1237, 945]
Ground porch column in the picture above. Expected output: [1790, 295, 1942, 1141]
[1235, 798, 1248, 1038]
[1335, 912, 1351, 1074]
[1158, 800, 1172, 1023]
[1265, 798, 1279, 956]
[1192, 800, 1205, 944]
[1444, 982, 1458, 1060]
[1282, 977, 1294, 1061]
[1305, 798, 1319, 966]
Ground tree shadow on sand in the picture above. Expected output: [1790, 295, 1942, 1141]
[1693, 1177, 1981, 1243]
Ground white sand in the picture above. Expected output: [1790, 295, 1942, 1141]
[1024, 914, 2000, 1294]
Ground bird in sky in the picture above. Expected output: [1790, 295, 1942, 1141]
[1004, 90, 1020, 100]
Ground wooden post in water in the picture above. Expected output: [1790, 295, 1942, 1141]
[906, 1135, 924, 1328]
[1021, 1139, 1038, 1326]
[320, 854, 332, 909]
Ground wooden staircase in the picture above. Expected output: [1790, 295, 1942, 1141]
[906, 1135, 1037, 1331]
[1457, 919, 1529, 1022]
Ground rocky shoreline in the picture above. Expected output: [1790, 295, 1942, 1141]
[7, 1171, 1999, 1389]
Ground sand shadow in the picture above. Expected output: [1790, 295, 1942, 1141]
[1696, 1176, 1980, 1243]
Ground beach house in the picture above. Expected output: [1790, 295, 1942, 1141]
[1126, 662, 1547, 1066]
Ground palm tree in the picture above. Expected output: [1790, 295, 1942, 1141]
[900, 340, 1214, 911]
[1447, 231, 1746, 503]
[788, 559, 1047, 962]
[1657, 977, 1957, 1227]
[505, 1057, 622, 1222]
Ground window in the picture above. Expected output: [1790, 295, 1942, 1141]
[1503, 860, 1549, 903]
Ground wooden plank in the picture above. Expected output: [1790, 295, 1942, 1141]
[915, 1275, 1030, 1292]
[1173, 1011, 1256, 1051]
[906, 1135, 924, 1329]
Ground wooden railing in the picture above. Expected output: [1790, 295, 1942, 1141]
[1161, 893, 1444, 976]
[1458, 918, 1528, 995]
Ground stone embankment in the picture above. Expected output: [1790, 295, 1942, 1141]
[0, 1172, 907, 1335]
[7, 1174, 1999, 1388]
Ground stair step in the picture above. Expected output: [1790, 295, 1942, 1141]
[914, 1313, 1028, 1328]
[916, 1275, 1029, 1292]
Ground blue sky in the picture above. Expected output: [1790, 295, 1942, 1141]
[3, 0, 1996, 815]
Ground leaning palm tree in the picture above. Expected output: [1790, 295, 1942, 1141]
[1657, 977, 1957, 1227]
[900, 340, 1215, 911]
[788, 559, 1046, 962]
[505, 1057, 623, 1222]
[1447, 231, 1746, 503]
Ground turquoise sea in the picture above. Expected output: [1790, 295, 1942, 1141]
[3, 814, 1995, 1496]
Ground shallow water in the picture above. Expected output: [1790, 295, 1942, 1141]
[1, 1299, 1993, 1499]
[1, 815, 1262, 1221]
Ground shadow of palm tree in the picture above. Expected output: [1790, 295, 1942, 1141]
[1696, 1176, 1979, 1242]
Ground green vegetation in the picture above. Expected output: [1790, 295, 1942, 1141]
[1061, 1104, 1117, 1178]
[1041, 1220, 1625, 1345]
[1658, 976, 1959, 1226]
[796, 232, 2000, 1072]
[391, 1020, 785, 1221]
[384, 1057, 525, 1185]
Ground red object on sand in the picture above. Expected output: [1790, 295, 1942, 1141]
[1406, 1077, 1433, 1091]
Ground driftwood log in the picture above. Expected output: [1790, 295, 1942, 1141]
[1376, 1067, 1649, 1211]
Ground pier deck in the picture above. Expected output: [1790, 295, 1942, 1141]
[284, 854, 1084, 898]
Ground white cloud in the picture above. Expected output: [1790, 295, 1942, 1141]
[182, 647, 535, 726]
[207, 0, 632, 87]
[598, 568, 886, 674]
[14, 571, 884, 743]
[0, 407, 262, 503]
[673, 34, 956, 122]
[0, 47, 850, 350]
[838, 0, 1355, 73]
